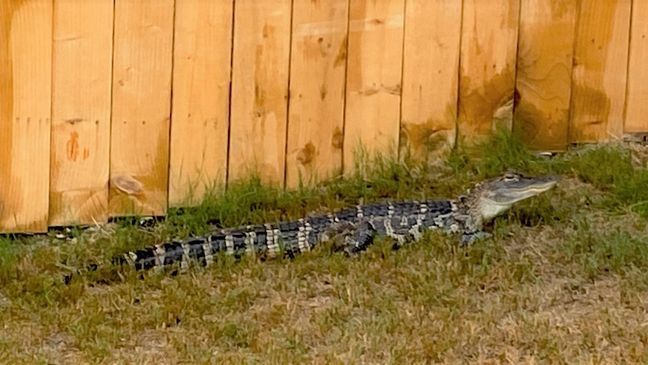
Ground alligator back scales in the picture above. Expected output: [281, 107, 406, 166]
[120, 200, 462, 272]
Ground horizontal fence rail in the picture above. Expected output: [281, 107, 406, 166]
[0, 0, 646, 232]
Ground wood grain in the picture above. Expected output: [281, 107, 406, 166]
[169, 0, 233, 206]
[285, 0, 348, 188]
[228, 0, 292, 185]
[400, 0, 462, 159]
[569, 0, 631, 143]
[343, 0, 405, 172]
[0, 0, 52, 233]
[109, 0, 174, 216]
[457, 0, 520, 143]
[50, 0, 113, 225]
[625, 0, 648, 133]
[514, 0, 577, 151]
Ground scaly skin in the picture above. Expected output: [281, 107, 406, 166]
[119, 200, 462, 272]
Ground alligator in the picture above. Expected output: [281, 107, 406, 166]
[109, 172, 558, 274]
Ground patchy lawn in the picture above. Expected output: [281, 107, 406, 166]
[2, 134, 648, 364]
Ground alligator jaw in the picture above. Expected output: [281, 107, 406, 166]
[476, 173, 558, 222]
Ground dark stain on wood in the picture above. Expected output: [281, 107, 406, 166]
[253, 82, 266, 117]
[400, 118, 453, 158]
[262, 23, 274, 39]
[331, 127, 343, 149]
[333, 35, 347, 67]
[513, 90, 569, 151]
[459, 69, 515, 139]
[65, 118, 84, 125]
[66, 131, 80, 161]
[297, 142, 316, 165]
[569, 83, 611, 142]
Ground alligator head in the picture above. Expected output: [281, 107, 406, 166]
[462, 172, 558, 232]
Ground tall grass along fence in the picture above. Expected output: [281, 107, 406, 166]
[1, 0, 646, 232]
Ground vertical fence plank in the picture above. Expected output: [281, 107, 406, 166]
[229, 0, 292, 185]
[514, 0, 577, 151]
[109, 0, 174, 216]
[457, 0, 520, 142]
[400, 0, 462, 159]
[169, 0, 233, 206]
[569, 0, 631, 143]
[285, 0, 348, 188]
[625, 0, 648, 133]
[50, 0, 113, 225]
[0, 0, 52, 233]
[343, 0, 405, 171]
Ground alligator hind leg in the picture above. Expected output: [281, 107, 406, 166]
[390, 223, 423, 251]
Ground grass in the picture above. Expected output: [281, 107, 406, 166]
[2, 132, 648, 363]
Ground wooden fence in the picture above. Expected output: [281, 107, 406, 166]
[0, 0, 646, 233]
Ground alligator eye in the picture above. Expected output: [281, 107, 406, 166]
[503, 173, 518, 181]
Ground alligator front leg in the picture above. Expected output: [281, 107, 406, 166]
[342, 221, 377, 255]
[324, 221, 357, 252]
